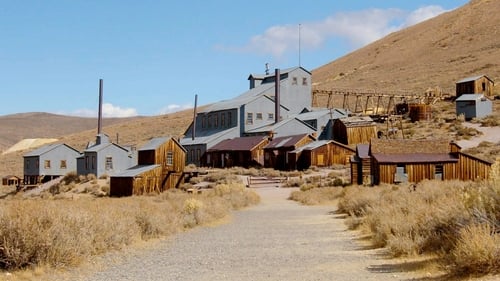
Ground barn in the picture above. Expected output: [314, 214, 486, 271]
[263, 133, 315, 170]
[455, 94, 493, 120]
[358, 139, 493, 185]
[456, 74, 495, 98]
[204, 136, 269, 168]
[290, 140, 355, 171]
[110, 137, 186, 196]
[333, 116, 377, 146]
[349, 144, 371, 185]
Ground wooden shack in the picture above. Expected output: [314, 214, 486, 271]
[291, 140, 355, 171]
[110, 137, 186, 196]
[264, 133, 315, 170]
[2, 175, 21, 186]
[365, 139, 493, 185]
[350, 144, 371, 185]
[456, 75, 495, 98]
[408, 104, 432, 122]
[333, 116, 377, 146]
[204, 136, 269, 168]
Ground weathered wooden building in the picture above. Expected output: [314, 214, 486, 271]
[350, 144, 371, 185]
[290, 140, 355, 171]
[204, 136, 269, 168]
[110, 137, 186, 196]
[456, 74, 495, 98]
[264, 133, 315, 170]
[455, 94, 493, 120]
[23, 143, 80, 185]
[333, 116, 377, 146]
[2, 175, 21, 186]
[350, 139, 493, 185]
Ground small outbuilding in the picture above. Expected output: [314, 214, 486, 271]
[2, 175, 22, 186]
[332, 116, 377, 146]
[290, 140, 355, 171]
[455, 94, 493, 120]
[456, 74, 495, 98]
[264, 133, 315, 170]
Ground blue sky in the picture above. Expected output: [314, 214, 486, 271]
[0, 0, 468, 117]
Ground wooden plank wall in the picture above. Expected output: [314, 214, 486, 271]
[456, 153, 491, 181]
[346, 126, 377, 145]
[132, 167, 163, 195]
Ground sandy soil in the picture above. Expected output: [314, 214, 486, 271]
[457, 122, 500, 149]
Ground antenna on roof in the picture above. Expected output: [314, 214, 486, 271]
[265, 63, 270, 75]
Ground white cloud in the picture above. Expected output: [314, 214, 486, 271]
[157, 103, 193, 115]
[69, 103, 138, 118]
[226, 6, 448, 58]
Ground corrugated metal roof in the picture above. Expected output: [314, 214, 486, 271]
[265, 133, 309, 149]
[113, 164, 160, 177]
[180, 127, 239, 147]
[200, 84, 274, 113]
[24, 143, 79, 157]
[296, 108, 348, 120]
[456, 74, 491, 84]
[455, 94, 486, 101]
[207, 136, 267, 152]
[338, 116, 375, 127]
[356, 144, 370, 159]
[372, 153, 458, 164]
[139, 137, 169, 151]
[245, 117, 314, 134]
[291, 140, 331, 153]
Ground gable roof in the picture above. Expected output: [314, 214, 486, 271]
[337, 116, 376, 127]
[456, 74, 494, 84]
[207, 136, 268, 152]
[24, 143, 80, 157]
[181, 127, 239, 148]
[296, 108, 348, 121]
[455, 93, 489, 102]
[264, 133, 313, 150]
[84, 142, 129, 153]
[112, 164, 160, 177]
[245, 117, 315, 135]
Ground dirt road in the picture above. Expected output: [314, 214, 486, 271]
[53, 187, 436, 281]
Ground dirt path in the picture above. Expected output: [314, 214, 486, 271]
[457, 122, 500, 149]
[51, 187, 440, 281]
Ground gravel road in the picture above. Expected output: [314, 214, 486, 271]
[52, 187, 431, 281]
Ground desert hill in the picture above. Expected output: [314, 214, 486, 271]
[312, 0, 500, 101]
[1, 0, 499, 177]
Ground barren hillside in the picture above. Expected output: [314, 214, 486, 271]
[312, 0, 500, 102]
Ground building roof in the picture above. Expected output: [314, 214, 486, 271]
[372, 153, 458, 164]
[139, 137, 171, 151]
[245, 117, 315, 135]
[296, 108, 348, 121]
[24, 143, 79, 157]
[207, 136, 268, 152]
[112, 164, 160, 177]
[264, 133, 311, 149]
[456, 74, 493, 84]
[356, 144, 370, 159]
[84, 142, 129, 153]
[290, 140, 331, 153]
[337, 116, 376, 127]
[2, 175, 21, 180]
[370, 139, 450, 154]
[181, 127, 239, 147]
[455, 94, 488, 102]
[247, 66, 311, 81]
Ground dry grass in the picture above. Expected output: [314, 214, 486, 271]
[291, 161, 500, 277]
[288, 187, 343, 205]
[0, 181, 259, 271]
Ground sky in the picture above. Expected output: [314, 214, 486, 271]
[0, 0, 469, 117]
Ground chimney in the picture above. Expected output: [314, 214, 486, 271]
[274, 68, 280, 124]
[97, 79, 103, 135]
[192, 94, 198, 140]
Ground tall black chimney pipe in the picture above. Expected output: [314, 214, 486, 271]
[274, 69, 280, 124]
[98, 79, 103, 135]
[192, 94, 198, 140]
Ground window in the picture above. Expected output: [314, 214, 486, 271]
[227, 112, 232, 126]
[268, 113, 274, 120]
[190, 149, 194, 162]
[166, 151, 173, 166]
[482, 82, 486, 92]
[302, 77, 308, 85]
[27, 160, 30, 169]
[208, 115, 212, 128]
[85, 156, 89, 169]
[44, 160, 51, 169]
[36, 160, 39, 168]
[92, 156, 96, 169]
[196, 149, 201, 163]
[60, 160, 67, 169]
[292, 77, 298, 85]
[435, 164, 443, 180]
[105, 157, 113, 170]
[221, 113, 225, 127]
[256, 113, 263, 120]
[247, 113, 253, 124]
[214, 114, 218, 128]
[202, 116, 207, 128]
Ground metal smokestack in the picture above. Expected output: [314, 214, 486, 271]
[192, 94, 198, 140]
[274, 69, 280, 124]
[98, 79, 103, 135]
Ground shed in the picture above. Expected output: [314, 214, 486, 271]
[350, 144, 371, 185]
[205, 136, 269, 168]
[291, 140, 355, 171]
[110, 137, 186, 196]
[2, 175, 21, 186]
[455, 94, 493, 120]
[456, 75, 495, 98]
[263, 133, 315, 170]
[333, 116, 377, 145]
